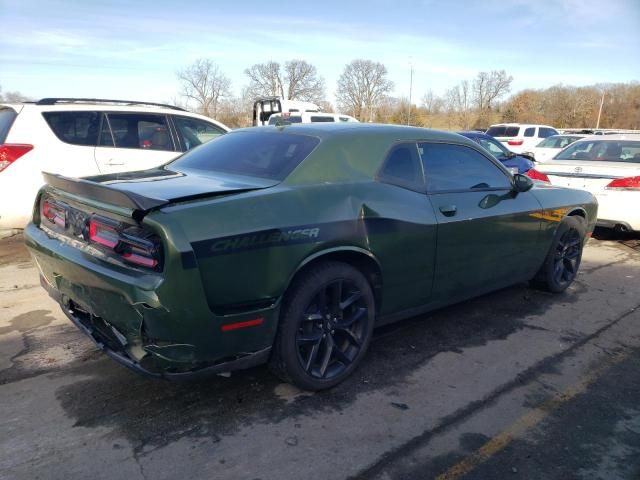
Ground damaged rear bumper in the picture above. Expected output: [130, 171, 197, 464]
[42, 275, 271, 379]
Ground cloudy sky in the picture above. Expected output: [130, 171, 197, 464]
[1, 0, 639, 105]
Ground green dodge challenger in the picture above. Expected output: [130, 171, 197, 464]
[25, 124, 597, 390]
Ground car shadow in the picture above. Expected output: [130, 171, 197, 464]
[40, 280, 572, 456]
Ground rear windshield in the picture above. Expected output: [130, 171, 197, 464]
[486, 126, 520, 137]
[0, 108, 17, 143]
[310, 116, 335, 122]
[169, 131, 320, 180]
[554, 140, 640, 163]
[268, 116, 302, 125]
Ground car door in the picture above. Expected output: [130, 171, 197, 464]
[94, 112, 179, 173]
[419, 142, 542, 299]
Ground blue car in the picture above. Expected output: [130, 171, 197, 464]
[458, 131, 534, 174]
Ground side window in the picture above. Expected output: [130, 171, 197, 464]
[476, 137, 505, 158]
[173, 116, 225, 151]
[539, 127, 558, 138]
[103, 113, 174, 151]
[524, 127, 535, 137]
[419, 143, 511, 192]
[43, 111, 101, 146]
[377, 143, 424, 192]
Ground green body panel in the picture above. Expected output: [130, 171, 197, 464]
[24, 124, 598, 376]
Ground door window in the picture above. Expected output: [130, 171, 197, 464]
[43, 111, 101, 146]
[173, 116, 226, 151]
[419, 143, 511, 192]
[524, 127, 535, 137]
[103, 113, 175, 151]
[538, 127, 558, 138]
[475, 137, 507, 158]
[377, 143, 424, 192]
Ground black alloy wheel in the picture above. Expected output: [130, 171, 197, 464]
[296, 278, 368, 380]
[270, 261, 375, 390]
[553, 227, 582, 286]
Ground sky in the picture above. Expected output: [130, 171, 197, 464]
[1, 0, 639, 107]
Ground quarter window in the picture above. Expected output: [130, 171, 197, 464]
[419, 143, 511, 192]
[173, 116, 226, 151]
[102, 113, 174, 151]
[43, 111, 101, 146]
[377, 143, 424, 192]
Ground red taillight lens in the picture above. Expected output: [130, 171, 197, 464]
[526, 168, 551, 183]
[507, 139, 524, 146]
[88, 217, 161, 270]
[88, 219, 119, 248]
[0, 144, 34, 173]
[41, 200, 67, 228]
[606, 176, 640, 190]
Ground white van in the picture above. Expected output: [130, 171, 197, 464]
[267, 112, 359, 125]
[252, 97, 322, 126]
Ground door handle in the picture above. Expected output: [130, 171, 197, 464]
[106, 159, 124, 166]
[439, 205, 457, 217]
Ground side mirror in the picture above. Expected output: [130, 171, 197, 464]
[513, 173, 534, 193]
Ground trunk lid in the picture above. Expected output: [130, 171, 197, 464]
[44, 167, 279, 217]
[537, 160, 640, 192]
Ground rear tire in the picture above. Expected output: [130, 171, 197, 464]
[531, 215, 586, 293]
[269, 261, 375, 391]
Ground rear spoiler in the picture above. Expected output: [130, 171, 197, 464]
[42, 172, 168, 213]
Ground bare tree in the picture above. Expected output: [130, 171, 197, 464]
[0, 84, 31, 102]
[244, 61, 284, 99]
[473, 70, 513, 112]
[244, 60, 325, 103]
[283, 60, 325, 102]
[336, 59, 394, 122]
[177, 59, 231, 118]
[446, 80, 473, 129]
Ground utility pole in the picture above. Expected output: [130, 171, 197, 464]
[407, 57, 413, 126]
[596, 91, 605, 129]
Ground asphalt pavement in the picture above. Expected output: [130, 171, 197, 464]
[1, 230, 639, 480]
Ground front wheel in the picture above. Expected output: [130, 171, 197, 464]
[270, 261, 375, 391]
[531, 215, 587, 293]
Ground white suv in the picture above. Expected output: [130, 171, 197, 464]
[486, 123, 559, 155]
[0, 98, 230, 234]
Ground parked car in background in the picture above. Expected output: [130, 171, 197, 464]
[0, 98, 230, 234]
[458, 131, 534, 174]
[25, 123, 597, 390]
[268, 112, 359, 125]
[530, 134, 586, 161]
[531, 135, 640, 232]
[486, 123, 559, 155]
[252, 97, 322, 126]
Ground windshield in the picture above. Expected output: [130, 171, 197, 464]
[554, 140, 640, 163]
[536, 136, 582, 149]
[169, 131, 320, 180]
[486, 126, 520, 137]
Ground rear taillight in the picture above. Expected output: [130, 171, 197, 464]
[526, 168, 551, 183]
[88, 219, 119, 248]
[508, 139, 524, 146]
[88, 217, 161, 270]
[606, 176, 640, 190]
[41, 199, 67, 228]
[0, 144, 33, 173]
